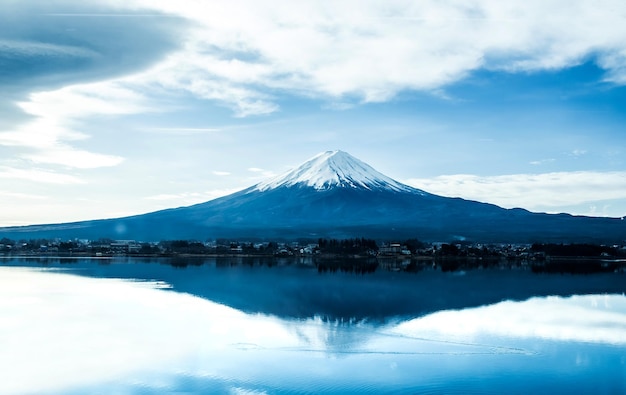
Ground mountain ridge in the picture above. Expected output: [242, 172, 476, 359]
[0, 150, 625, 243]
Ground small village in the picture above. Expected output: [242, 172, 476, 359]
[2, 237, 625, 272]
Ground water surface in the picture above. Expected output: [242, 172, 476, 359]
[1, 257, 625, 394]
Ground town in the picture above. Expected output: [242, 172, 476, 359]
[2, 236, 625, 272]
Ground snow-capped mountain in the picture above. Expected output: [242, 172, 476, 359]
[1, 151, 625, 243]
[254, 150, 422, 194]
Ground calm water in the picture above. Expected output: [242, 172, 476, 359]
[1, 257, 625, 394]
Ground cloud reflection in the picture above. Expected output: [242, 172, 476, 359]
[1, 267, 625, 394]
[391, 294, 626, 346]
[0, 267, 298, 394]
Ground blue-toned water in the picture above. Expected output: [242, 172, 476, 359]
[1, 257, 625, 394]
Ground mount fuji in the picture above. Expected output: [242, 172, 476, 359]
[1, 150, 625, 243]
[254, 150, 419, 193]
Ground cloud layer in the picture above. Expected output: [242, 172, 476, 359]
[393, 294, 626, 345]
[0, 1, 185, 92]
[1, 0, 625, 224]
[405, 171, 626, 217]
[119, 0, 626, 114]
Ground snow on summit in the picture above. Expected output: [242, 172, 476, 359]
[254, 150, 423, 193]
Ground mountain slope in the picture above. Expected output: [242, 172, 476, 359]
[1, 150, 625, 243]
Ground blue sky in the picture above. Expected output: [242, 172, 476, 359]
[1, 0, 625, 226]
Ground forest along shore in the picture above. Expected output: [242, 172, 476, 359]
[1, 237, 625, 274]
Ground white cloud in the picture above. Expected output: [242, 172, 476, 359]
[529, 158, 555, 166]
[23, 149, 124, 169]
[0, 191, 46, 200]
[100, 0, 626, 115]
[212, 171, 231, 176]
[247, 167, 277, 179]
[599, 49, 626, 84]
[404, 171, 626, 216]
[0, 166, 84, 184]
[5, 0, 625, 164]
[229, 388, 269, 395]
[139, 127, 222, 135]
[18, 82, 146, 118]
[2, 0, 625, 225]
[0, 81, 140, 170]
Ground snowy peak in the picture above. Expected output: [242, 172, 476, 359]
[253, 150, 424, 194]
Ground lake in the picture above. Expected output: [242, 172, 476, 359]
[1, 257, 625, 394]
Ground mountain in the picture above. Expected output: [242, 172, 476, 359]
[254, 150, 419, 193]
[1, 150, 625, 243]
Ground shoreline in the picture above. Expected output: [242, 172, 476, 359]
[2, 253, 625, 274]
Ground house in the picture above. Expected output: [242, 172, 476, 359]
[379, 243, 411, 256]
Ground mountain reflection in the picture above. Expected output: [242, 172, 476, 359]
[4, 257, 626, 323]
[1, 265, 625, 395]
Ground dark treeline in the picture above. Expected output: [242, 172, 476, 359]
[2, 237, 625, 260]
[317, 238, 378, 255]
[531, 243, 623, 257]
[159, 240, 209, 254]
[3, 237, 626, 275]
[143, 241, 276, 255]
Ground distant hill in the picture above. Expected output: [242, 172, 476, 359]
[1, 150, 625, 243]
